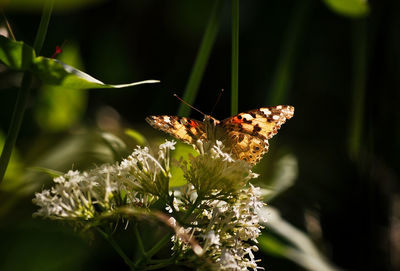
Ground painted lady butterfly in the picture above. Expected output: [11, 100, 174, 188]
[146, 105, 294, 165]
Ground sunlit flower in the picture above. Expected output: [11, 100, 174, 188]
[33, 138, 265, 270]
[33, 165, 119, 220]
[118, 140, 175, 199]
[33, 141, 176, 220]
[179, 140, 258, 198]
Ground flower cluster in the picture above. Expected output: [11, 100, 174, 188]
[33, 141, 175, 220]
[173, 184, 265, 271]
[33, 139, 265, 270]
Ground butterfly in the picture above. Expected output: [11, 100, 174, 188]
[146, 105, 294, 165]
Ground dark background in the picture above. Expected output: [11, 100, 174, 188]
[0, 0, 399, 270]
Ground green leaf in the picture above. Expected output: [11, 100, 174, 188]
[32, 56, 159, 89]
[170, 143, 198, 187]
[323, 0, 369, 18]
[260, 207, 339, 271]
[100, 132, 127, 161]
[28, 166, 64, 178]
[0, 36, 36, 70]
[258, 234, 288, 257]
[125, 128, 148, 146]
[263, 154, 298, 202]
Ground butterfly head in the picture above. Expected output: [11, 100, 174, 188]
[203, 115, 220, 126]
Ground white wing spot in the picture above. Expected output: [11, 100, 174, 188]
[272, 115, 280, 120]
[163, 116, 171, 123]
[261, 109, 271, 115]
[242, 113, 254, 119]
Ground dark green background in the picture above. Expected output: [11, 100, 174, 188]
[0, 0, 399, 270]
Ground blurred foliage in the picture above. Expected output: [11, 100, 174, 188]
[0, 35, 35, 70]
[34, 42, 88, 132]
[322, 0, 369, 18]
[178, 0, 223, 117]
[0, 132, 23, 189]
[125, 128, 148, 146]
[0, 0, 106, 12]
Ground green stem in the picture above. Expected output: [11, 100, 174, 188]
[145, 233, 173, 259]
[1, 11, 16, 41]
[348, 19, 367, 161]
[136, 197, 203, 267]
[267, 0, 312, 105]
[97, 228, 136, 270]
[231, 0, 239, 115]
[0, 0, 54, 184]
[0, 73, 32, 183]
[178, 0, 223, 117]
[143, 258, 175, 270]
[134, 224, 147, 258]
[182, 196, 202, 222]
[33, 0, 54, 53]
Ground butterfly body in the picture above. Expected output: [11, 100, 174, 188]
[146, 105, 294, 165]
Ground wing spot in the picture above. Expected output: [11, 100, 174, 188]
[261, 109, 272, 115]
[253, 124, 261, 132]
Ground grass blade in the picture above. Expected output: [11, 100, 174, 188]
[231, 0, 239, 115]
[267, 0, 312, 105]
[0, 0, 54, 184]
[177, 0, 223, 117]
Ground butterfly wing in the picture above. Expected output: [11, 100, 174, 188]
[221, 105, 294, 165]
[146, 116, 206, 145]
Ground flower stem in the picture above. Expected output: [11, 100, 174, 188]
[348, 19, 367, 162]
[145, 233, 173, 259]
[142, 258, 175, 270]
[0, 73, 32, 184]
[134, 223, 147, 257]
[135, 197, 203, 267]
[231, 0, 239, 116]
[97, 228, 136, 270]
[0, 0, 54, 184]
[1, 11, 16, 41]
[182, 196, 202, 222]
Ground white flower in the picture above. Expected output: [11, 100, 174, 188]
[179, 141, 256, 198]
[118, 140, 175, 198]
[33, 138, 266, 270]
[33, 167, 118, 220]
[172, 156, 264, 270]
[33, 141, 177, 220]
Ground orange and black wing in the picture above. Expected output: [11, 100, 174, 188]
[146, 115, 207, 145]
[221, 105, 294, 165]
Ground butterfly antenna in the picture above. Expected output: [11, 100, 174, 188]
[173, 94, 206, 116]
[210, 88, 224, 115]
